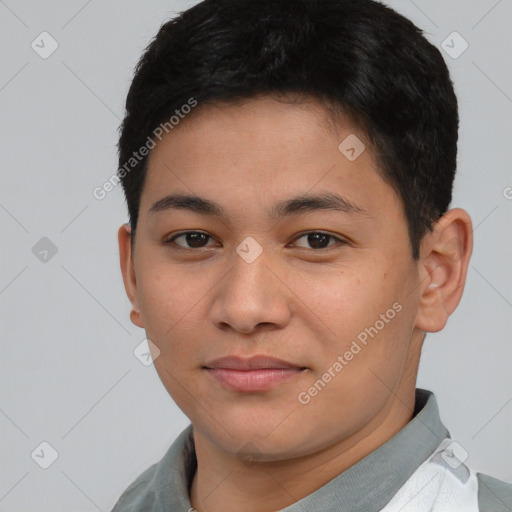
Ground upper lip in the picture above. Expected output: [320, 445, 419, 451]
[204, 355, 304, 371]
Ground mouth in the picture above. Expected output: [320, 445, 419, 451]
[203, 355, 308, 392]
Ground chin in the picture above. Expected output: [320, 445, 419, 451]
[196, 411, 318, 459]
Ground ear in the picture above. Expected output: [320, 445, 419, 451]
[414, 208, 473, 333]
[118, 223, 145, 328]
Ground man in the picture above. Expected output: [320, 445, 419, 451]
[113, 0, 512, 510]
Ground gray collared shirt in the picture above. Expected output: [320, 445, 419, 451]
[111, 389, 511, 511]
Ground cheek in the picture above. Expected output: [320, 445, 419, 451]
[302, 266, 392, 338]
[135, 264, 206, 364]
[136, 258, 202, 325]
[305, 262, 412, 372]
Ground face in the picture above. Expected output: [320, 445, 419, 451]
[120, 96, 426, 461]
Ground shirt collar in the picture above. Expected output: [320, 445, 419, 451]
[152, 388, 449, 511]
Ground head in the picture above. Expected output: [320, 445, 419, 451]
[118, 0, 472, 463]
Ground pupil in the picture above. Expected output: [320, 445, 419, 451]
[187, 233, 207, 248]
[308, 233, 329, 249]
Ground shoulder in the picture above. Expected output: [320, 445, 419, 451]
[111, 462, 160, 512]
[477, 472, 512, 512]
[110, 424, 195, 512]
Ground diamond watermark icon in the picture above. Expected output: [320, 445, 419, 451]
[134, 338, 161, 366]
[31, 32, 59, 60]
[338, 134, 365, 161]
[237, 442, 263, 466]
[31, 441, 59, 469]
[236, 237, 263, 264]
[441, 32, 468, 60]
[441, 441, 469, 469]
[32, 237, 58, 263]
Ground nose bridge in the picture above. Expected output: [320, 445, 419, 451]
[210, 237, 291, 332]
[229, 237, 271, 299]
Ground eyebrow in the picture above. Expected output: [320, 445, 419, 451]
[148, 192, 370, 220]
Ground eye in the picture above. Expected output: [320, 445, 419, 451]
[164, 230, 348, 251]
[164, 231, 217, 249]
[291, 232, 346, 250]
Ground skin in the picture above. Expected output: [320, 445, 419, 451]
[118, 96, 473, 512]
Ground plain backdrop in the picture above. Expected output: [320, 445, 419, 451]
[1, 0, 511, 510]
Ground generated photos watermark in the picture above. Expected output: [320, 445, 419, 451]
[298, 301, 403, 405]
[92, 97, 198, 201]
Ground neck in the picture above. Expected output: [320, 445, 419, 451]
[191, 394, 416, 512]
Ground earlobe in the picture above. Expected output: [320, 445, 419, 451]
[118, 223, 145, 328]
[130, 308, 142, 326]
[414, 208, 473, 333]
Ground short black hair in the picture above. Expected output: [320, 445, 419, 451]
[117, 0, 458, 260]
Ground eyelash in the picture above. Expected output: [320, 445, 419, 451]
[163, 231, 348, 251]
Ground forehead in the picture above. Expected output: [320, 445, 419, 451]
[146, 95, 365, 169]
[140, 96, 402, 226]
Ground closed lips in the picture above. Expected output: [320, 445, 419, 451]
[204, 356, 307, 392]
[203, 355, 307, 371]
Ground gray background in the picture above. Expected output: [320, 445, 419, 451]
[1, 0, 511, 510]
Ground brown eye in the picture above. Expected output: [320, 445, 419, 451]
[165, 231, 216, 249]
[293, 232, 345, 250]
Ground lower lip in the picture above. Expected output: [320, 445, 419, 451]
[206, 368, 303, 392]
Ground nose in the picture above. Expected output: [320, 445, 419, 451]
[209, 244, 292, 335]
